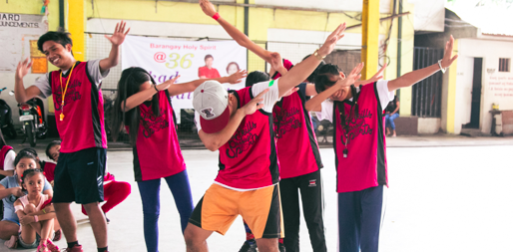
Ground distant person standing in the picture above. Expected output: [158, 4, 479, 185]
[385, 95, 400, 137]
[198, 55, 221, 79]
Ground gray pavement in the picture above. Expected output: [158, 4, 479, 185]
[1, 138, 512, 251]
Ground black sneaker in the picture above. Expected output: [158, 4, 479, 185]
[238, 239, 258, 252]
[279, 243, 286, 252]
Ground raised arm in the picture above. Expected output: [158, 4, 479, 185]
[388, 36, 457, 92]
[168, 70, 247, 96]
[99, 21, 130, 72]
[199, 89, 267, 151]
[199, 0, 273, 62]
[14, 58, 43, 104]
[277, 23, 347, 97]
[305, 63, 363, 112]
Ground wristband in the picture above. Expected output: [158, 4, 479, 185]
[438, 59, 446, 74]
[34, 215, 39, 222]
[153, 84, 159, 93]
[42, 209, 46, 214]
[212, 13, 220, 21]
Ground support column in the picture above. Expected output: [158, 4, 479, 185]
[361, 0, 380, 80]
[445, 39, 459, 134]
[68, 0, 85, 61]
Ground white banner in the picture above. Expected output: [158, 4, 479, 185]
[122, 35, 247, 113]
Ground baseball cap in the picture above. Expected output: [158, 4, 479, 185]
[193, 81, 230, 134]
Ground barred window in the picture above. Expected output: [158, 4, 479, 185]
[499, 58, 510, 72]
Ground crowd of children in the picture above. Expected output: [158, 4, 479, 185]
[0, 0, 458, 251]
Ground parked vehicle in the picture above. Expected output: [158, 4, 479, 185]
[18, 97, 47, 147]
[0, 88, 17, 139]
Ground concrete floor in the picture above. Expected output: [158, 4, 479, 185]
[1, 138, 513, 251]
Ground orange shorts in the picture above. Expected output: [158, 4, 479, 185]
[189, 183, 284, 239]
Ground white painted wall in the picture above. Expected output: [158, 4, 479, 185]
[418, 118, 440, 134]
[255, 0, 444, 32]
[453, 56, 474, 134]
[455, 39, 513, 134]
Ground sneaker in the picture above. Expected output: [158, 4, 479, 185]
[238, 239, 258, 252]
[52, 229, 62, 242]
[65, 244, 84, 252]
[46, 239, 59, 252]
[279, 242, 286, 252]
[4, 235, 18, 248]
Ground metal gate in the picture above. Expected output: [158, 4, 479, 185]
[411, 47, 443, 118]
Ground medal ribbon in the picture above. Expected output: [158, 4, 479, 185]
[59, 63, 76, 121]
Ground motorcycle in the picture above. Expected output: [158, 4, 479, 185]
[0, 88, 17, 139]
[18, 96, 47, 147]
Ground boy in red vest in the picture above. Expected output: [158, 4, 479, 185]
[13, 21, 130, 252]
[306, 36, 458, 252]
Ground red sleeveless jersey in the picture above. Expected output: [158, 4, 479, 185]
[333, 83, 388, 193]
[0, 145, 13, 170]
[50, 61, 107, 153]
[216, 87, 279, 189]
[131, 90, 186, 181]
[41, 161, 57, 182]
[273, 84, 322, 179]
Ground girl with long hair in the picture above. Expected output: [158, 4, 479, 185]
[110, 67, 245, 252]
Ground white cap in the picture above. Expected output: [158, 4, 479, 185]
[193, 81, 231, 133]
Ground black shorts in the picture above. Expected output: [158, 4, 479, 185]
[52, 148, 106, 204]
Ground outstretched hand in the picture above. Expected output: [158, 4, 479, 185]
[440, 35, 458, 69]
[157, 75, 180, 91]
[338, 63, 364, 88]
[105, 21, 130, 46]
[359, 63, 387, 86]
[318, 23, 346, 57]
[270, 52, 283, 71]
[199, 0, 217, 17]
[242, 88, 268, 115]
[16, 58, 32, 79]
[227, 70, 248, 84]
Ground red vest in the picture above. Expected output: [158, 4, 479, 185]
[333, 83, 388, 193]
[132, 91, 186, 181]
[50, 61, 107, 153]
[0, 145, 13, 171]
[273, 85, 322, 179]
[41, 161, 57, 182]
[216, 87, 279, 189]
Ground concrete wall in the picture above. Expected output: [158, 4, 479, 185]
[455, 38, 513, 134]
[418, 118, 440, 134]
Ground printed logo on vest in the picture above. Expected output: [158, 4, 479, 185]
[141, 108, 169, 138]
[340, 108, 374, 144]
[226, 121, 258, 158]
[53, 79, 83, 111]
[273, 107, 301, 139]
[308, 179, 317, 187]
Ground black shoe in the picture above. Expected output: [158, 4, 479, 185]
[279, 242, 286, 252]
[238, 239, 258, 252]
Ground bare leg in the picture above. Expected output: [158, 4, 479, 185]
[54, 203, 78, 243]
[0, 220, 19, 240]
[53, 218, 61, 231]
[392, 129, 397, 137]
[20, 204, 38, 246]
[184, 223, 213, 252]
[24, 204, 43, 236]
[256, 238, 279, 252]
[83, 202, 108, 248]
[39, 219, 54, 245]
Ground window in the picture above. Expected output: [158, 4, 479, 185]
[499, 58, 510, 72]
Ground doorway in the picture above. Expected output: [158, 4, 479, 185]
[468, 58, 483, 129]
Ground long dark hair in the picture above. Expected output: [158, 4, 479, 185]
[111, 67, 160, 146]
[0, 127, 6, 149]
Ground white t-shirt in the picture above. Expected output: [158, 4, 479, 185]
[195, 79, 280, 132]
[3, 150, 15, 171]
[316, 80, 394, 122]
